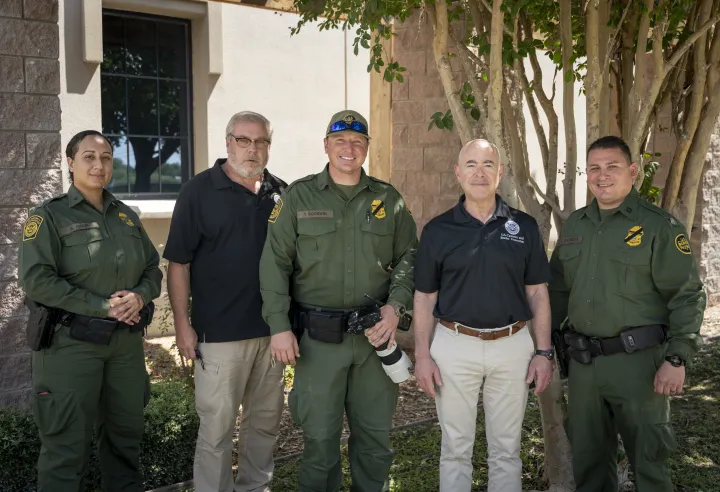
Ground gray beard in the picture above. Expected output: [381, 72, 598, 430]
[227, 159, 265, 179]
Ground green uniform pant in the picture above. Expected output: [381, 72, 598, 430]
[566, 345, 676, 492]
[288, 332, 399, 492]
[32, 325, 149, 492]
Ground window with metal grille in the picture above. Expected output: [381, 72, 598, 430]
[101, 9, 193, 198]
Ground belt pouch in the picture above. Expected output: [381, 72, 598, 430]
[619, 325, 666, 353]
[568, 347, 593, 364]
[564, 332, 590, 351]
[69, 318, 118, 346]
[307, 312, 344, 344]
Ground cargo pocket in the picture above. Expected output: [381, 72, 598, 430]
[33, 391, 81, 436]
[639, 422, 677, 463]
[288, 387, 301, 427]
[143, 372, 151, 408]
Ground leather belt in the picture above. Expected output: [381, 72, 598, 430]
[439, 319, 526, 341]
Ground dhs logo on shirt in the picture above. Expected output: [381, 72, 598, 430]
[505, 220, 520, 235]
[501, 220, 525, 243]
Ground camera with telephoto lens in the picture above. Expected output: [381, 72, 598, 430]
[345, 296, 413, 383]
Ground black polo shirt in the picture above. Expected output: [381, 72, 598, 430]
[415, 194, 551, 328]
[163, 159, 287, 342]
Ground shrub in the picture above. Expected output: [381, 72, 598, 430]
[0, 380, 198, 491]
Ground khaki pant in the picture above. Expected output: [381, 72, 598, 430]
[431, 322, 535, 492]
[193, 337, 285, 492]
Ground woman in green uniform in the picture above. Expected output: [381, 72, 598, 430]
[19, 130, 162, 492]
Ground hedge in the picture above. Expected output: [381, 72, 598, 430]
[0, 379, 199, 491]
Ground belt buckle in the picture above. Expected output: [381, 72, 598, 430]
[589, 337, 603, 356]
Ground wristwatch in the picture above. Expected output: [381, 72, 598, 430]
[535, 349, 555, 361]
[665, 355, 685, 367]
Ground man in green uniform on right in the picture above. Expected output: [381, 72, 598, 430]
[549, 136, 706, 492]
[259, 110, 417, 491]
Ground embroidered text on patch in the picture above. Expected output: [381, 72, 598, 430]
[268, 198, 284, 223]
[23, 215, 44, 242]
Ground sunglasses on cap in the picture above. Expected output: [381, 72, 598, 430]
[329, 120, 368, 135]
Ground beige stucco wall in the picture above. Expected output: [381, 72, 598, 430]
[57, 0, 370, 336]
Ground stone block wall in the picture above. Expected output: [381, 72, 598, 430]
[390, 11, 463, 233]
[0, 0, 61, 407]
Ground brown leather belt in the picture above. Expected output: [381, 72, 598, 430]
[439, 319, 527, 341]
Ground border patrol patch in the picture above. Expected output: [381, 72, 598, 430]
[23, 215, 44, 242]
[118, 212, 135, 227]
[371, 199, 386, 219]
[624, 226, 644, 246]
[675, 234, 691, 255]
[268, 198, 283, 223]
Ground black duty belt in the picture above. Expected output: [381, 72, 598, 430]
[565, 323, 667, 361]
[296, 305, 364, 334]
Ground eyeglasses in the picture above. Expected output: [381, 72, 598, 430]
[329, 120, 368, 135]
[228, 134, 271, 149]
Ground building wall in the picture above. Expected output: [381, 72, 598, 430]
[0, 0, 62, 407]
[389, 11, 587, 245]
[56, 0, 371, 336]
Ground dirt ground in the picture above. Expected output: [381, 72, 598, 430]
[144, 306, 720, 459]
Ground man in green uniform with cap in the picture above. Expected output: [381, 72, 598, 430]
[549, 136, 705, 492]
[259, 109, 417, 492]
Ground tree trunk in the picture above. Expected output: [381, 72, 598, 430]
[674, 84, 720, 230]
[559, 0, 577, 212]
[537, 374, 575, 492]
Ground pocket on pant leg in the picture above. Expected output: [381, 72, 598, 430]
[288, 387, 302, 427]
[194, 359, 222, 417]
[33, 391, 82, 436]
[143, 372, 151, 409]
[639, 422, 677, 463]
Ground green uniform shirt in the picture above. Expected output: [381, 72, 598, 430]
[260, 165, 418, 335]
[548, 188, 705, 362]
[19, 185, 162, 317]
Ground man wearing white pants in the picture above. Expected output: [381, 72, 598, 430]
[413, 139, 555, 492]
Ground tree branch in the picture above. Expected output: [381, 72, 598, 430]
[428, 2, 474, 143]
[603, 0, 633, 72]
[665, 10, 720, 75]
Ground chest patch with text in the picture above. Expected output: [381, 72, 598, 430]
[297, 210, 334, 219]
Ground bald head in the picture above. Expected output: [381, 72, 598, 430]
[458, 139, 500, 167]
[454, 138, 503, 202]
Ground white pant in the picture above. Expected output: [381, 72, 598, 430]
[431, 322, 535, 492]
[193, 337, 285, 492]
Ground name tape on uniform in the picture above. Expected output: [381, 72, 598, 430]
[558, 236, 583, 246]
[297, 210, 334, 219]
[23, 215, 44, 242]
[58, 222, 100, 237]
[268, 198, 284, 223]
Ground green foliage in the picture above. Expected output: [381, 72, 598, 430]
[639, 154, 663, 204]
[0, 380, 198, 492]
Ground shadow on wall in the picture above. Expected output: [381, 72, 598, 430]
[64, 0, 98, 95]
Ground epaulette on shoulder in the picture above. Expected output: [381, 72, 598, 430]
[283, 174, 316, 193]
[34, 193, 67, 211]
[638, 199, 681, 226]
[367, 174, 390, 186]
[567, 205, 588, 221]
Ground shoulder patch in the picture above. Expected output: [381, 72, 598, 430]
[675, 233, 692, 255]
[23, 215, 44, 241]
[268, 197, 284, 223]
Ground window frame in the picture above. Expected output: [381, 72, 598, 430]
[101, 8, 194, 200]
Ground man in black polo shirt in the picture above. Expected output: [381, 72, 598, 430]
[164, 111, 287, 492]
[413, 139, 554, 492]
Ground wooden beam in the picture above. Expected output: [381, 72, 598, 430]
[369, 32, 393, 182]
